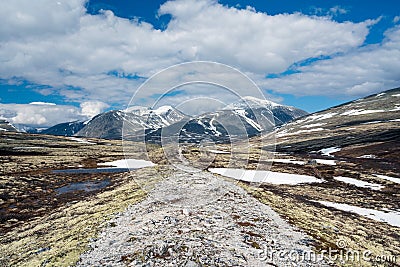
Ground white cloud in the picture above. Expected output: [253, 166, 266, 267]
[0, 101, 109, 127]
[0, 0, 378, 110]
[0, 0, 85, 40]
[394, 16, 400, 24]
[29, 102, 56, 105]
[329, 6, 348, 16]
[262, 26, 400, 97]
[0, 103, 84, 127]
[80, 100, 109, 118]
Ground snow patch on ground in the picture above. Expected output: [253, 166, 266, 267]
[333, 176, 383, 190]
[300, 123, 326, 128]
[319, 147, 341, 156]
[295, 112, 337, 124]
[358, 154, 377, 159]
[208, 149, 229, 154]
[277, 128, 324, 137]
[375, 174, 400, 184]
[315, 159, 337, 165]
[361, 121, 382, 125]
[271, 159, 306, 165]
[209, 168, 323, 185]
[341, 109, 385, 116]
[316, 201, 400, 228]
[98, 159, 156, 169]
[67, 137, 96, 144]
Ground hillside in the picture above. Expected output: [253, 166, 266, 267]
[0, 119, 17, 132]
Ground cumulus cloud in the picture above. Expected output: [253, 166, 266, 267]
[263, 26, 400, 97]
[0, 103, 83, 127]
[0, 0, 379, 109]
[29, 102, 56, 105]
[0, 101, 109, 127]
[80, 100, 109, 118]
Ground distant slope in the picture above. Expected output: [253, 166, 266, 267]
[224, 96, 308, 126]
[76, 106, 187, 139]
[16, 96, 305, 142]
[41, 121, 86, 136]
[268, 87, 400, 156]
[0, 119, 17, 132]
[146, 96, 308, 144]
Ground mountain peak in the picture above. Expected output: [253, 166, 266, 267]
[123, 106, 150, 116]
[224, 96, 281, 110]
[0, 118, 18, 132]
[152, 105, 174, 115]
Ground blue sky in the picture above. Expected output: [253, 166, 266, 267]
[0, 0, 399, 126]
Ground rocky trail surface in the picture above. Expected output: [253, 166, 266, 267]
[77, 168, 325, 266]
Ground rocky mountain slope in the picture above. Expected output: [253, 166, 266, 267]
[21, 97, 305, 142]
[137, 97, 307, 144]
[41, 121, 86, 136]
[252, 87, 400, 173]
[76, 106, 187, 139]
[0, 119, 17, 132]
[225, 96, 308, 125]
[271, 87, 400, 152]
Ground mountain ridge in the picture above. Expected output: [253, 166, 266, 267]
[78, 96, 308, 142]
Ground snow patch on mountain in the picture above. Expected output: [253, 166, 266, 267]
[319, 147, 341, 156]
[224, 96, 281, 110]
[341, 109, 385, 116]
[233, 109, 263, 131]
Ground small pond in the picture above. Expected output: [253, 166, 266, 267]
[52, 168, 129, 174]
[55, 179, 111, 195]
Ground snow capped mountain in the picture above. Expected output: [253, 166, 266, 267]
[33, 96, 307, 142]
[225, 96, 308, 126]
[76, 106, 187, 139]
[224, 96, 281, 110]
[145, 97, 308, 144]
[0, 119, 17, 132]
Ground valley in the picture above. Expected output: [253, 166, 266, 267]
[0, 88, 399, 266]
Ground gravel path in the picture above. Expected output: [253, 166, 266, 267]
[77, 169, 325, 266]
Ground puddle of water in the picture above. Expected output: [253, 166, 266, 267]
[52, 168, 129, 174]
[55, 179, 111, 195]
[97, 159, 156, 169]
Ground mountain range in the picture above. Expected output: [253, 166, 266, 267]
[16, 96, 305, 143]
[74, 96, 307, 143]
[4, 88, 399, 148]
